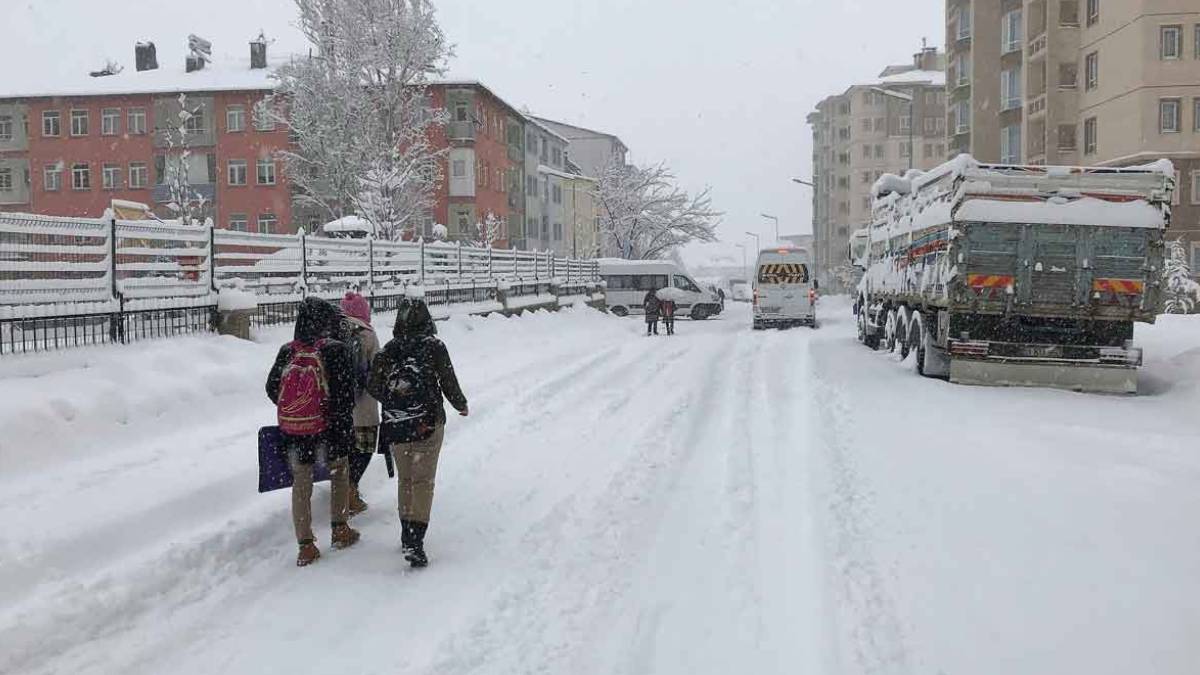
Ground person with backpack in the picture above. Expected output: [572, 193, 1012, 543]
[266, 297, 361, 567]
[643, 288, 661, 336]
[339, 292, 381, 517]
[366, 297, 468, 568]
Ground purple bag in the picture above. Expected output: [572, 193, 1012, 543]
[257, 426, 331, 493]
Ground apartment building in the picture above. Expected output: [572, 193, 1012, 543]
[531, 117, 629, 179]
[947, 0, 1200, 264]
[807, 47, 947, 285]
[522, 118, 571, 255]
[428, 81, 526, 247]
[0, 40, 293, 233]
[563, 159, 600, 258]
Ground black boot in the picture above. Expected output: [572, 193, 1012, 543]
[404, 521, 429, 568]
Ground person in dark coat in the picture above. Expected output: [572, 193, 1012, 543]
[366, 297, 468, 568]
[266, 297, 361, 567]
[659, 294, 677, 336]
[643, 289, 661, 336]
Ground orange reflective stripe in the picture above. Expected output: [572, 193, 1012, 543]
[967, 274, 1014, 289]
[1093, 279, 1144, 295]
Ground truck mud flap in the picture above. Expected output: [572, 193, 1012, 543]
[949, 359, 1138, 395]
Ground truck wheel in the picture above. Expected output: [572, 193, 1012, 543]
[611, 306, 629, 317]
[884, 310, 899, 353]
[692, 306, 709, 321]
[860, 312, 880, 350]
[910, 313, 926, 375]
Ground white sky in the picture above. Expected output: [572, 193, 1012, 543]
[4, 0, 943, 244]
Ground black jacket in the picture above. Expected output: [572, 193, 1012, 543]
[367, 299, 467, 443]
[643, 291, 661, 318]
[265, 297, 356, 455]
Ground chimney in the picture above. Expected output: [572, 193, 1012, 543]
[135, 41, 158, 72]
[250, 32, 268, 69]
[186, 34, 212, 73]
[914, 45, 939, 71]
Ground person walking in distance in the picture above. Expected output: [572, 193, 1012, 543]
[643, 288, 661, 336]
[339, 292, 381, 517]
[266, 297, 361, 567]
[367, 297, 468, 568]
[659, 292, 678, 336]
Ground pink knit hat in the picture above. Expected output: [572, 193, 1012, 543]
[340, 292, 371, 324]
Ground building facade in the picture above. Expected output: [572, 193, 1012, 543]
[0, 42, 292, 233]
[947, 0, 1200, 266]
[523, 118, 571, 255]
[807, 48, 947, 285]
[531, 117, 629, 179]
[563, 161, 599, 258]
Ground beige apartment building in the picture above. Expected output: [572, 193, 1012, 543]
[947, 0, 1200, 266]
[807, 47, 947, 285]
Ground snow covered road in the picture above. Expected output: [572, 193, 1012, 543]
[1, 301, 1198, 674]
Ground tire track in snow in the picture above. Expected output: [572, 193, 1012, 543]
[808, 339, 912, 675]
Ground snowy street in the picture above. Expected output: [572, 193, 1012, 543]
[2, 302, 1199, 674]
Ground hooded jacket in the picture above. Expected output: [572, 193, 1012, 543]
[265, 297, 357, 455]
[367, 299, 468, 444]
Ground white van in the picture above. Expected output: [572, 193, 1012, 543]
[752, 247, 818, 329]
[598, 259, 724, 320]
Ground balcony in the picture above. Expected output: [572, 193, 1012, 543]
[447, 121, 475, 141]
[1027, 94, 1047, 117]
[1027, 34, 1047, 60]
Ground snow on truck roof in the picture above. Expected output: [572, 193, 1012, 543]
[870, 154, 1175, 235]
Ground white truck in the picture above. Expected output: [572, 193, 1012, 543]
[853, 155, 1175, 394]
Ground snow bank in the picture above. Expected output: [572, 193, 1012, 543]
[216, 287, 258, 311]
[956, 196, 1166, 228]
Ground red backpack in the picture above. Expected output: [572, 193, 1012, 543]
[277, 340, 330, 436]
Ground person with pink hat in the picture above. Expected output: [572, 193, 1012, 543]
[339, 291, 381, 516]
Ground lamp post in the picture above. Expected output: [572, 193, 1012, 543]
[871, 86, 915, 171]
[745, 231, 760, 254]
[735, 243, 747, 284]
[760, 214, 779, 243]
[790, 177, 815, 188]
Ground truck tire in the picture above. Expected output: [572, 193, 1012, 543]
[910, 312, 926, 375]
[898, 308, 913, 360]
[860, 312, 880, 350]
[692, 306, 710, 321]
[884, 309, 899, 353]
[611, 306, 629, 317]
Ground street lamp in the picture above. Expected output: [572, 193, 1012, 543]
[760, 214, 779, 243]
[871, 86, 915, 172]
[790, 177, 815, 188]
[734, 243, 747, 283]
[745, 231, 761, 254]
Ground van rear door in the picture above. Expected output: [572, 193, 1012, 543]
[756, 260, 812, 318]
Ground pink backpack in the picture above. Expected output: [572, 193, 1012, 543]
[277, 340, 330, 436]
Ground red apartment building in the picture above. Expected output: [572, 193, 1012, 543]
[0, 42, 533, 247]
[0, 41, 293, 233]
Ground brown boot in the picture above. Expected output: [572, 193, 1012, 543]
[349, 486, 368, 518]
[297, 540, 321, 567]
[331, 522, 361, 550]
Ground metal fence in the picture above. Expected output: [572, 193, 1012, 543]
[0, 212, 601, 355]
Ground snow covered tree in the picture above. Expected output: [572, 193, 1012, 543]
[595, 160, 721, 260]
[163, 93, 209, 225]
[271, 0, 450, 240]
[1163, 238, 1200, 314]
[472, 211, 504, 249]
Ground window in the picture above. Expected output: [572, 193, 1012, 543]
[924, 91, 939, 105]
[1084, 117, 1098, 155]
[862, 196, 871, 210]
[954, 54, 971, 86]
[924, 143, 934, 159]
[1002, 10, 1023, 54]
[1085, 52, 1098, 90]
[861, 144, 871, 159]
[70, 109, 89, 136]
[552, 184, 562, 204]
[936, 144, 944, 157]
[540, 138, 548, 161]
[552, 147, 562, 166]
[102, 163, 121, 190]
[1196, 25, 1200, 60]
[184, 111, 205, 135]
[1001, 66, 1022, 110]
[1160, 98, 1181, 133]
[899, 116, 911, 133]
[861, 118, 872, 132]
[956, 101, 971, 134]
[256, 158, 276, 185]
[128, 108, 147, 135]
[957, 5, 972, 39]
[257, 214, 277, 234]
[129, 162, 148, 188]
[101, 108, 119, 136]
[1191, 171, 1200, 205]
[543, 176, 549, 201]
[253, 102, 275, 131]
[899, 141, 911, 158]
[553, 222, 562, 241]
[1058, 124, 1078, 151]
[0, 115, 11, 141]
[226, 105, 246, 132]
[42, 110, 60, 137]
[525, 133, 536, 154]
[837, 176, 849, 190]
[1059, 62, 1078, 88]
[874, 144, 884, 159]
[229, 214, 248, 231]
[1000, 125, 1022, 163]
[541, 215, 549, 240]
[71, 163, 90, 190]
[1195, 98, 1200, 131]
[837, 102, 851, 115]
[1060, 0, 1079, 26]
[861, 170, 872, 184]
[1086, 0, 1099, 26]
[1173, 171, 1182, 206]
[43, 164, 61, 191]
[1161, 25, 1182, 60]
[452, 159, 466, 178]
[874, 117, 885, 131]
[0, 169, 11, 192]
[228, 159, 248, 186]
[154, 155, 166, 185]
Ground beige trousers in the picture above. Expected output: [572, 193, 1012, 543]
[390, 426, 445, 523]
[289, 451, 351, 544]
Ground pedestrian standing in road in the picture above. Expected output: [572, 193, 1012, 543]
[659, 294, 677, 336]
[717, 287, 726, 311]
[266, 297, 361, 567]
[340, 292, 381, 517]
[367, 297, 469, 568]
[643, 288, 661, 336]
